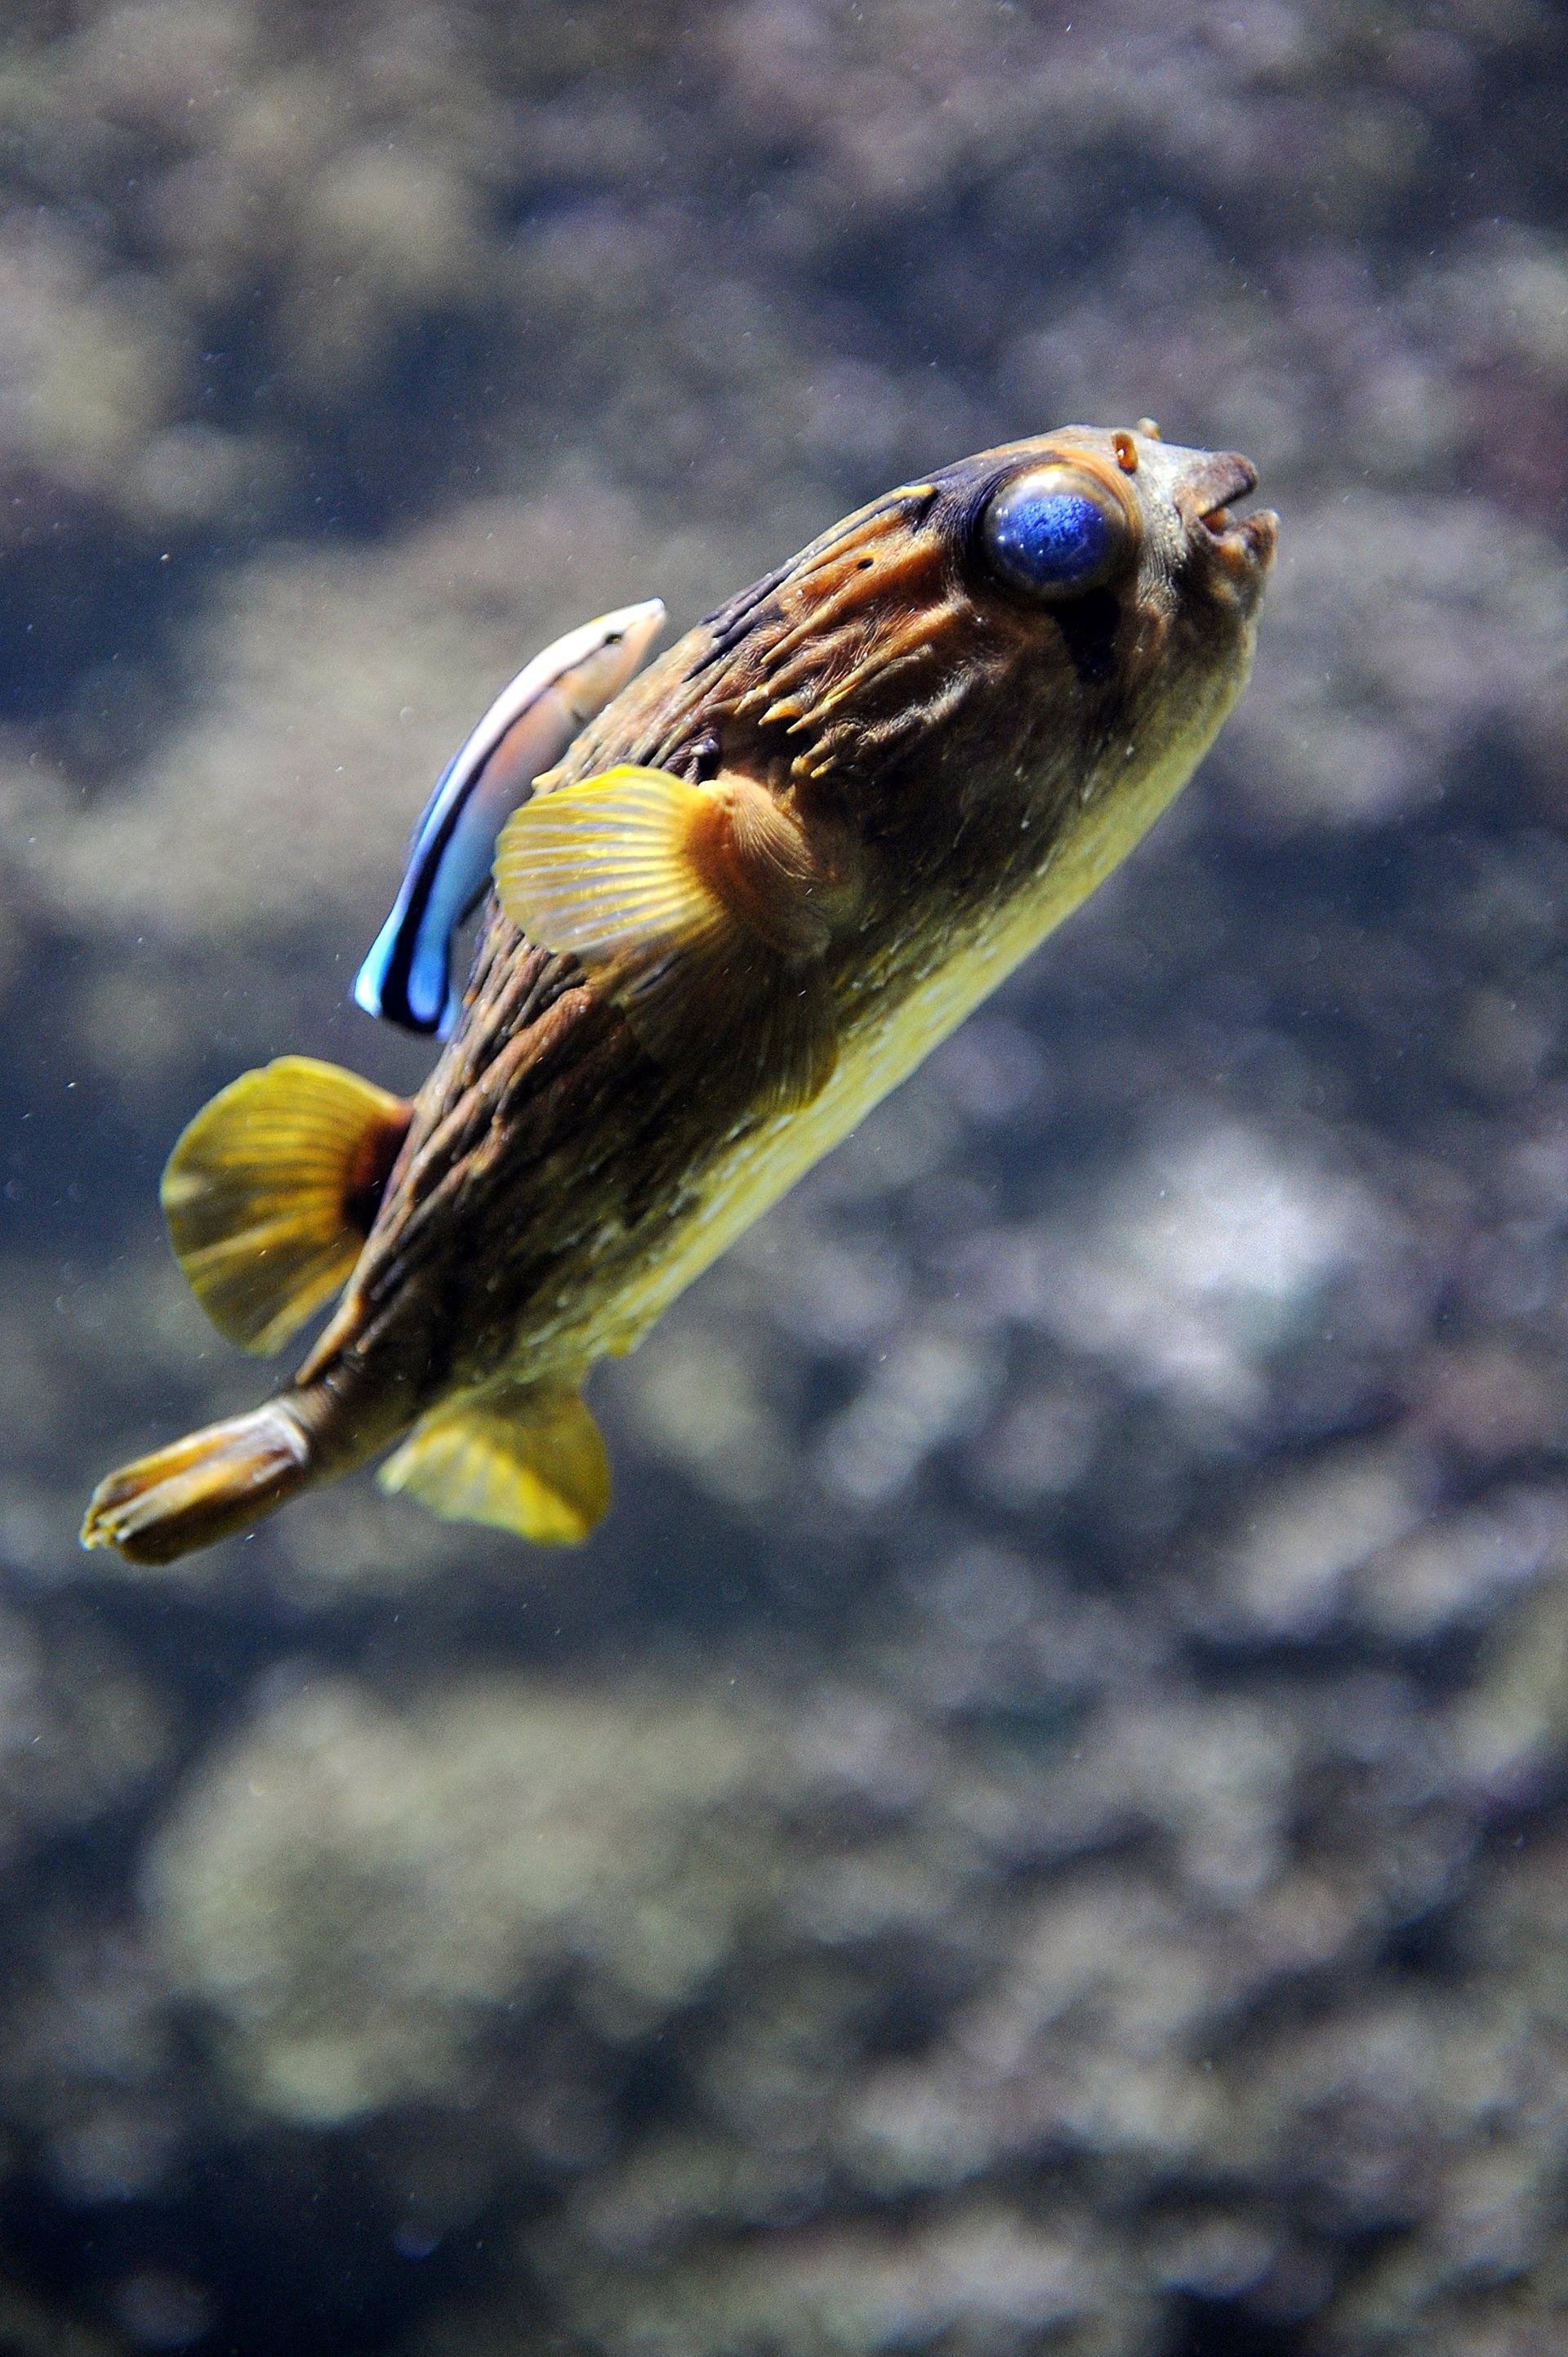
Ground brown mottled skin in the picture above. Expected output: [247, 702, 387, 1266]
[85, 424, 1276, 1558]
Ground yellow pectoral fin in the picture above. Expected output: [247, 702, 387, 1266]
[495, 766, 726, 967]
[493, 764, 840, 1114]
[161, 1058, 411, 1355]
[377, 1383, 611, 1546]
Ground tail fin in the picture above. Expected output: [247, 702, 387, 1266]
[81, 1402, 314, 1566]
[161, 1057, 411, 1356]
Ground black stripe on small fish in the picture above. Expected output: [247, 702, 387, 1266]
[370, 754, 488, 1032]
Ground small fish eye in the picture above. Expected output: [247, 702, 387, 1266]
[979, 465, 1131, 600]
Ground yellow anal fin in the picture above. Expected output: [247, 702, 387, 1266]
[161, 1056, 411, 1356]
[494, 764, 843, 1115]
[377, 1383, 610, 1545]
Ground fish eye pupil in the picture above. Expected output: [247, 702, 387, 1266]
[996, 493, 1107, 583]
[982, 469, 1125, 599]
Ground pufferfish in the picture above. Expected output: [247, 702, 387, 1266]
[82, 423, 1276, 1565]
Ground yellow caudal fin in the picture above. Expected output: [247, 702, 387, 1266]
[82, 1401, 314, 1566]
[161, 1056, 412, 1356]
[377, 1382, 611, 1545]
[494, 765, 842, 1114]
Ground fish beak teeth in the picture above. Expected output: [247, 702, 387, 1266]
[1184, 454, 1276, 579]
[1200, 505, 1280, 587]
[1190, 454, 1257, 533]
[1241, 507, 1280, 565]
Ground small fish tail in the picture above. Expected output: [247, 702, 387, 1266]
[81, 1397, 317, 1566]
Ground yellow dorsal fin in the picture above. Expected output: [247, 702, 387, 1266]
[160, 1056, 411, 1356]
[494, 764, 842, 1115]
[376, 1383, 610, 1544]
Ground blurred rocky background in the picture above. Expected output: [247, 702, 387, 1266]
[2, 2, 1567, 2351]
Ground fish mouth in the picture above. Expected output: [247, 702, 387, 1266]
[1185, 452, 1278, 575]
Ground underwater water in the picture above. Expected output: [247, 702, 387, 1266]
[2, 2, 1567, 2350]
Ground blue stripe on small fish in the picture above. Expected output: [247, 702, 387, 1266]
[354, 599, 665, 1037]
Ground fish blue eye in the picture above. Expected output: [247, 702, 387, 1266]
[993, 492, 1107, 584]
[981, 466, 1128, 599]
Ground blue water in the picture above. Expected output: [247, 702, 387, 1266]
[3, 7, 1566, 2353]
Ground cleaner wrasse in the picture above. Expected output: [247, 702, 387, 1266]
[83, 425, 1276, 1565]
[354, 598, 666, 1037]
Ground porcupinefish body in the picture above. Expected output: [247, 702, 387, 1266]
[83, 424, 1276, 1565]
